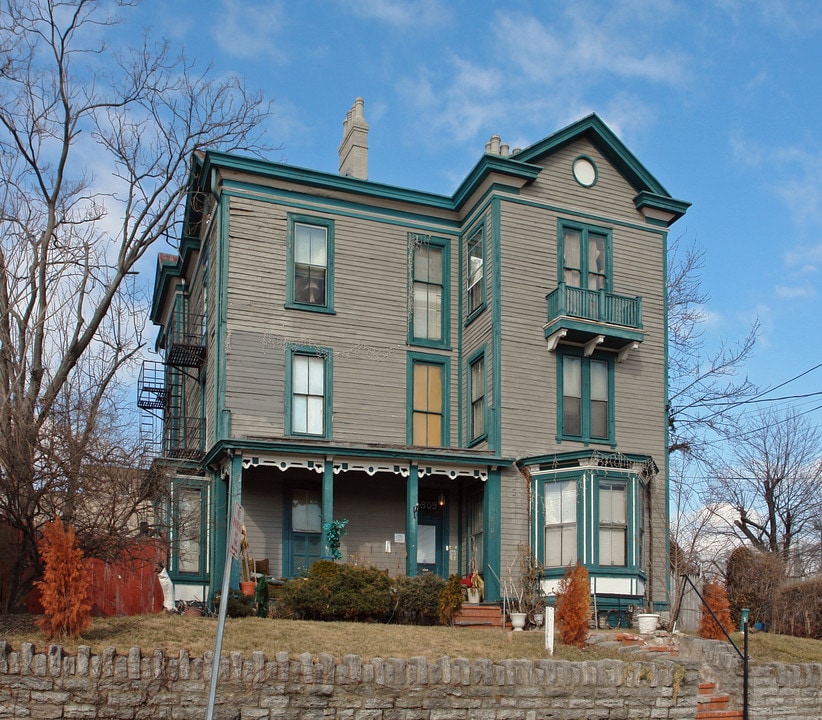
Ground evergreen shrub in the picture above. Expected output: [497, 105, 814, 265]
[280, 561, 392, 621]
[393, 574, 446, 625]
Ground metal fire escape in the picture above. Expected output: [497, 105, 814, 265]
[137, 293, 206, 462]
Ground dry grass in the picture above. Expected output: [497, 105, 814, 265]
[2, 614, 820, 665]
[0, 614, 615, 663]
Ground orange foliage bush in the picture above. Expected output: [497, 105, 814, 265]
[555, 562, 590, 648]
[35, 517, 92, 640]
[699, 581, 733, 640]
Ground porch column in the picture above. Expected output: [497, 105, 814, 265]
[210, 468, 227, 600]
[227, 451, 243, 589]
[483, 467, 501, 601]
[406, 465, 419, 577]
[321, 460, 334, 559]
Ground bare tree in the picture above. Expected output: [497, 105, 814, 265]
[666, 236, 759, 460]
[709, 409, 822, 562]
[0, 0, 271, 611]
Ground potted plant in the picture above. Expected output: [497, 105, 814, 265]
[239, 526, 256, 596]
[503, 544, 545, 631]
[503, 556, 527, 630]
[466, 558, 484, 604]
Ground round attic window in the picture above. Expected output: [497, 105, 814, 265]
[572, 156, 597, 187]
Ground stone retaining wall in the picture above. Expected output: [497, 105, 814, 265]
[676, 634, 822, 719]
[0, 639, 820, 719]
[0, 641, 699, 719]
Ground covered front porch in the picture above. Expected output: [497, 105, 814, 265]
[205, 444, 507, 602]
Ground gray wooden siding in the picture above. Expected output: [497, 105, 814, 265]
[241, 467, 284, 577]
[221, 192, 462, 447]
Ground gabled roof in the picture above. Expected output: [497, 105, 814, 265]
[512, 113, 690, 224]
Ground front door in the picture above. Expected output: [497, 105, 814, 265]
[416, 511, 443, 576]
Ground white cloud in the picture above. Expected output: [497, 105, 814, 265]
[339, 0, 449, 27]
[494, 8, 691, 87]
[774, 284, 815, 299]
[212, 0, 287, 62]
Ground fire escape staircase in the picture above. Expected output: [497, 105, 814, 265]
[137, 298, 207, 463]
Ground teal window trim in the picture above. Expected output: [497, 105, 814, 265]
[406, 351, 451, 447]
[285, 344, 333, 439]
[557, 218, 612, 293]
[169, 478, 209, 583]
[286, 213, 336, 314]
[408, 233, 451, 349]
[556, 348, 615, 446]
[465, 224, 486, 324]
[535, 471, 582, 571]
[591, 472, 646, 575]
[535, 469, 646, 578]
[467, 346, 487, 446]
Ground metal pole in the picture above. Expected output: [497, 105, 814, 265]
[743, 620, 749, 720]
[205, 544, 233, 720]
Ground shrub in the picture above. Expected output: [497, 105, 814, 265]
[699, 581, 733, 640]
[725, 546, 784, 629]
[214, 589, 256, 617]
[438, 574, 464, 626]
[280, 561, 392, 622]
[36, 517, 92, 640]
[393, 574, 446, 625]
[555, 562, 590, 648]
[772, 578, 822, 639]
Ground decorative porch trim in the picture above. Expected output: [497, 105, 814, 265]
[242, 455, 325, 473]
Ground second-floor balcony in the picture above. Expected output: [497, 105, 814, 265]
[166, 310, 206, 368]
[544, 283, 644, 357]
[164, 416, 205, 461]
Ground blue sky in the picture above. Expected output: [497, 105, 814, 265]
[124, 0, 822, 434]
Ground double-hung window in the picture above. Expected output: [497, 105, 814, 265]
[286, 346, 332, 438]
[468, 351, 486, 443]
[599, 481, 627, 566]
[410, 234, 449, 347]
[559, 221, 610, 291]
[408, 353, 449, 447]
[559, 352, 613, 443]
[287, 214, 334, 312]
[466, 228, 484, 317]
[543, 479, 577, 567]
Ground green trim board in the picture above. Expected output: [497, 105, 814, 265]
[201, 437, 511, 471]
[482, 467, 501, 601]
[490, 197, 502, 454]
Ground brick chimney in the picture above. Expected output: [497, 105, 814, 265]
[338, 97, 369, 180]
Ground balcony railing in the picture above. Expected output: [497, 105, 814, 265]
[544, 283, 644, 354]
[546, 283, 642, 329]
[166, 310, 206, 368]
[137, 360, 169, 410]
[164, 417, 205, 460]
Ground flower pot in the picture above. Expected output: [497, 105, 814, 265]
[239, 580, 256, 597]
[509, 611, 527, 631]
[467, 588, 481, 604]
[636, 613, 660, 634]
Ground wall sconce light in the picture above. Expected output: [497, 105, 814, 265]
[438, 492, 446, 508]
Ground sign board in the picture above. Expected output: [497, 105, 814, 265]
[229, 502, 244, 559]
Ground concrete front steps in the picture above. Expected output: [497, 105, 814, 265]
[454, 602, 505, 628]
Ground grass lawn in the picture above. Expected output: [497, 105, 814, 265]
[1, 614, 820, 665]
